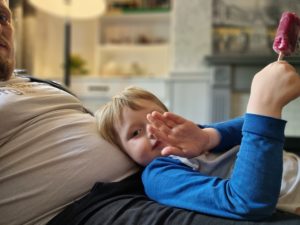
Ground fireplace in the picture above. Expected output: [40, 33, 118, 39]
[206, 54, 300, 154]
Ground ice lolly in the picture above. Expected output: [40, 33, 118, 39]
[273, 12, 300, 60]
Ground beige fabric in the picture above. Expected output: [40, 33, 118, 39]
[277, 151, 300, 215]
[0, 76, 139, 225]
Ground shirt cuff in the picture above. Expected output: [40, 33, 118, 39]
[243, 113, 286, 142]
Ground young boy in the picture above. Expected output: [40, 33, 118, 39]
[95, 61, 300, 220]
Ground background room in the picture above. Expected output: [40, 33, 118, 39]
[9, 0, 300, 146]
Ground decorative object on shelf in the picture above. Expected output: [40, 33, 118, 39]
[69, 54, 89, 75]
[126, 61, 147, 76]
[213, 27, 250, 54]
[101, 61, 147, 77]
[101, 61, 123, 77]
[248, 0, 269, 54]
[107, 0, 171, 13]
[28, 0, 106, 86]
[211, 0, 291, 56]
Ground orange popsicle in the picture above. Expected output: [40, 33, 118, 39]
[273, 12, 300, 60]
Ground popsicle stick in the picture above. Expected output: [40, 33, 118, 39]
[277, 52, 284, 61]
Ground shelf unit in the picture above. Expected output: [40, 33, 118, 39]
[95, 10, 171, 77]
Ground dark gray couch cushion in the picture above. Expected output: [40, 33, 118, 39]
[48, 172, 300, 225]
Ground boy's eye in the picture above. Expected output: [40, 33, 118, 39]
[132, 128, 142, 138]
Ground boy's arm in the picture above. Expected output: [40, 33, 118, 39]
[143, 114, 286, 220]
[201, 116, 243, 153]
[143, 61, 300, 220]
[147, 112, 222, 158]
[148, 111, 244, 156]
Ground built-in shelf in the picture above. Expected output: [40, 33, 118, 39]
[205, 55, 300, 66]
[99, 44, 169, 52]
[102, 11, 171, 21]
[96, 8, 171, 77]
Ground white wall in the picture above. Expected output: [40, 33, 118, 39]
[32, 11, 64, 78]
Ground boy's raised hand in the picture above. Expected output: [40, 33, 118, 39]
[247, 61, 300, 118]
[147, 111, 220, 158]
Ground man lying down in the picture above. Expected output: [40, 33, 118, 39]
[1, 0, 300, 224]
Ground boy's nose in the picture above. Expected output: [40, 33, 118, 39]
[146, 124, 155, 139]
[148, 132, 155, 139]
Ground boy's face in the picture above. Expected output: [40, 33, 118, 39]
[115, 99, 167, 166]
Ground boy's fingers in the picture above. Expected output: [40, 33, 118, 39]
[149, 112, 177, 129]
[164, 118, 177, 129]
[147, 114, 167, 130]
[148, 126, 172, 143]
[151, 111, 165, 120]
[161, 146, 184, 157]
[163, 112, 186, 124]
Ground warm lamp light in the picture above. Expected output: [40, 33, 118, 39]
[28, 0, 106, 20]
[28, 0, 106, 86]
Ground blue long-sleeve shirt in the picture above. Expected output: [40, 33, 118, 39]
[142, 113, 286, 220]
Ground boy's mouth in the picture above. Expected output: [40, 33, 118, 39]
[152, 140, 163, 150]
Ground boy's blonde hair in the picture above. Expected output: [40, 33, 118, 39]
[95, 86, 168, 151]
